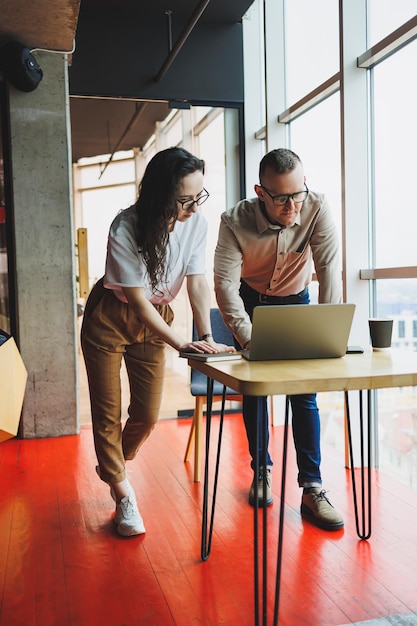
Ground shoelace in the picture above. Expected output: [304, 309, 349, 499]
[257, 471, 271, 485]
[120, 497, 136, 519]
[310, 490, 333, 507]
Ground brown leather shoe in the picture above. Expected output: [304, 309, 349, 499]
[248, 468, 273, 506]
[301, 488, 344, 530]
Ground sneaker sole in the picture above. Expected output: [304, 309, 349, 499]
[248, 494, 274, 507]
[300, 503, 344, 531]
[117, 523, 146, 537]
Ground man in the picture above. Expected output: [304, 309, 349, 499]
[214, 148, 343, 530]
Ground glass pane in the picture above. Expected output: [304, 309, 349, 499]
[79, 155, 135, 188]
[320, 277, 417, 480]
[368, 0, 416, 47]
[373, 40, 417, 267]
[165, 116, 183, 148]
[372, 39, 416, 488]
[289, 93, 342, 264]
[81, 184, 137, 288]
[375, 278, 417, 351]
[195, 111, 226, 296]
[284, 0, 339, 105]
[375, 277, 417, 490]
[377, 382, 417, 490]
[193, 106, 212, 125]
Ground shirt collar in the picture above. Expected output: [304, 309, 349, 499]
[255, 199, 301, 233]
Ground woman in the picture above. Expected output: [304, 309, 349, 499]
[81, 147, 233, 536]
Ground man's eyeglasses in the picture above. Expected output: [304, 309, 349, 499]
[176, 188, 210, 211]
[260, 183, 309, 207]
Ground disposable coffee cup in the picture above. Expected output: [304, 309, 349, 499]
[368, 318, 393, 350]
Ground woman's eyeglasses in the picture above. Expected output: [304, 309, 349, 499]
[176, 189, 210, 211]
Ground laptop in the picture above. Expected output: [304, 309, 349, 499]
[242, 303, 356, 361]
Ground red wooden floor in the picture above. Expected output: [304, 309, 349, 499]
[1, 414, 417, 626]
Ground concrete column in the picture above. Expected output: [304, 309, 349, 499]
[9, 51, 78, 437]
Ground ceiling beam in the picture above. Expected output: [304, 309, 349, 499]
[99, 102, 148, 177]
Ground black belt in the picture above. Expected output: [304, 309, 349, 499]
[257, 286, 308, 304]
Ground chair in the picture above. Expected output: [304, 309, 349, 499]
[184, 308, 242, 482]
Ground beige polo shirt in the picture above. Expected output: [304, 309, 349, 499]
[214, 191, 342, 346]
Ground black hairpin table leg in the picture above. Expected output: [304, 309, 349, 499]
[273, 395, 291, 626]
[344, 390, 372, 540]
[253, 398, 260, 625]
[201, 388, 292, 625]
[201, 378, 227, 561]
[253, 397, 270, 626]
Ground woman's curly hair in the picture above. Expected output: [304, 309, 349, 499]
[134, 147, 205, 293]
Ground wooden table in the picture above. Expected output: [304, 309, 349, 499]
[188, 348, 417, 626]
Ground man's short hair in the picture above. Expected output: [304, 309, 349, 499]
[259, 148, 302, 179]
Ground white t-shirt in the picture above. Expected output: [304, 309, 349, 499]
[104, 205, 208, 304]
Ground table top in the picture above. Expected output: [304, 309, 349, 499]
[186, 348, 417, 396]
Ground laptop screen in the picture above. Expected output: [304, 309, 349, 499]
[244, 303, 355, 361]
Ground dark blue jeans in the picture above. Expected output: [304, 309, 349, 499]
[239, 281, 322, 487]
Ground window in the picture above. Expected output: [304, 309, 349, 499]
[165, 114, 183, 148]
[284, 0, 339, 105]
[78, 153, 136, 188]
[289, 93, 342, 238]
[372, 40, 417, 267]
[376, 278, 417, 349]
[368, 0, 416, 47]
[243, 0, 417, 488]
[195, 111, 226, 295]
[75, 151, 137, 289]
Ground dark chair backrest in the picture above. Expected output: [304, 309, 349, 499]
[190, 308, 239, 397]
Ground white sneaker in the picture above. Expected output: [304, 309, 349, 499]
[113, 480, 137, 526]
[115, 496, 146, 536]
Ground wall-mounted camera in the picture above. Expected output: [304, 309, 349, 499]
[0, 40, 43, 92]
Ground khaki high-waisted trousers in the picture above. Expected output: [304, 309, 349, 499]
[81, 278, 173, 484]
